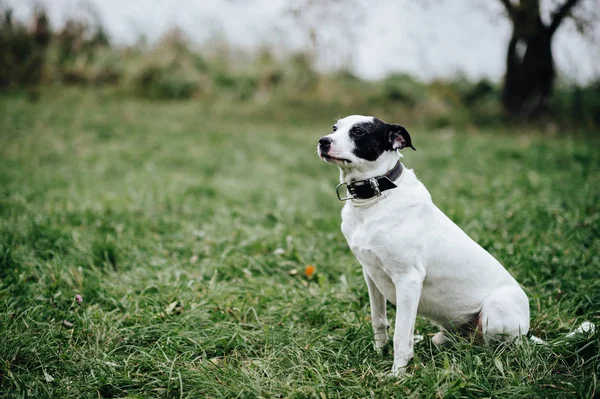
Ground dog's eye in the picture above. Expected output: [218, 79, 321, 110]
[354, 129, 365, 136]
[332, 125, 337, 132]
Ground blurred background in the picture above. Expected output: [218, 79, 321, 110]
[1, 0, 599, 129]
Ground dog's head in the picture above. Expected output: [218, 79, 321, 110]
[317, 115, 415, 174]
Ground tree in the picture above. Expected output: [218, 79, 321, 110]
[285, 0, 597, 121]
[498, 0, 581, 118]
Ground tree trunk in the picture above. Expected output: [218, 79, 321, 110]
[502, 27, 553, 118]
[499, 0, 580, 119]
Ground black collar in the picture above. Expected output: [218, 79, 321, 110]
[336, 160, 404, 201]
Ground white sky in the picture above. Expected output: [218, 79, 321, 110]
[5, 0, 599, 83]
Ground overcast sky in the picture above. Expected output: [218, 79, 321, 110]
[5, 0, 599, 83]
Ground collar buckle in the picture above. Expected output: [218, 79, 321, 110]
[336, 182, 355, 201]
[368, 178, 381, 197]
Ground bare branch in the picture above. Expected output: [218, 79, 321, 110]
[549, 0, 580, 34]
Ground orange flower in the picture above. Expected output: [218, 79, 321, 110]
[304, 265, 316, 278]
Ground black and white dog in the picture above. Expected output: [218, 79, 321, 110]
[317, 115, 530, 376]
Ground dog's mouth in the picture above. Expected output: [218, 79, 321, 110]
[321, 153, 352, 164]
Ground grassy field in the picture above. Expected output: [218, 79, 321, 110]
[0, 88, 598, 398]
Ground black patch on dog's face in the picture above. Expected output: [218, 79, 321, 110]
[349, 118, 392, 161]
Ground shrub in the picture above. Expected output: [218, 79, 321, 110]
[380, 73, 426, 107]
[0, 9, 50, 88]
[551, 81, 600, 128]
[132, 64, 199, 100]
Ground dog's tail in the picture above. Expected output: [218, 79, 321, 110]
[529, 321, 595, 345]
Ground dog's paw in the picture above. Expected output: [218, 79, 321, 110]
[374, 339, 392, 356]
[389, 359, 409, 377]
[374, 339, 388, 350]
[432, 331, 449, 346]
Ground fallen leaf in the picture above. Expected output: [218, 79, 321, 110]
[305, 265, 316, 278]
[44, 371, 54, 382]
[165, 301, 184, 315]
[494, 357, 504, 376]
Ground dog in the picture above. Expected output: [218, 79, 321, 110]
[317, 115, 530, 376]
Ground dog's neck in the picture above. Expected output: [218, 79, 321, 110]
[338, 151, 401, 185]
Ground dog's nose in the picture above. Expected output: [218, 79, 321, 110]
[319, 136, 333, 148]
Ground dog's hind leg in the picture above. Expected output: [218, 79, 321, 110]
[478, 286, 530, 345]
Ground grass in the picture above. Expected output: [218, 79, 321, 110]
[0, 88, 598, 398]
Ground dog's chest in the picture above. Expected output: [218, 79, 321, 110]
[341, 208, 400, 302]
[342, 208, 377, 253]
[342, 204, 394, 259]
[341, 200, 407, 248]
[349, 237, 382, 270]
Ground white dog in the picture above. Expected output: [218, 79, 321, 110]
[317, 115, 530, 376]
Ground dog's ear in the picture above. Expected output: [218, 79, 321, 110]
[387, 124, 416, 151]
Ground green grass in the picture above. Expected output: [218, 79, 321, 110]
[0, 88, 598, 398]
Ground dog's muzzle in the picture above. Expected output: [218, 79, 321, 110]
[319, 136, 332, 153]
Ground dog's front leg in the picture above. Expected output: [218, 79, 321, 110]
[363, 269, 389, 350]
[390, 270, 424, 376]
